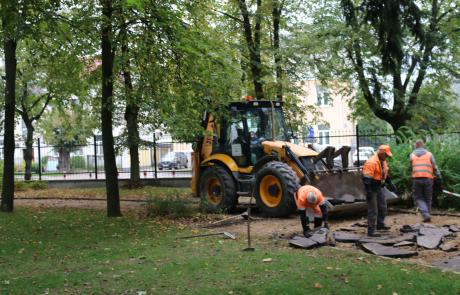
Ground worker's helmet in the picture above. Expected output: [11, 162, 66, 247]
[306, 191, 318, 204]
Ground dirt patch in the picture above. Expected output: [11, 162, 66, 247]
[200, 211, 460, 267]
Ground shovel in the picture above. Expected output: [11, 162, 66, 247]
[442, 190, 460, 198]
[177, 231, 236, 240]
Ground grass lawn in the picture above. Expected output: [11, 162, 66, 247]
[0, 208, 459, 295]
[14, 186, 192, 201]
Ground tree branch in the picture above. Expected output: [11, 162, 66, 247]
[31, 94, 52, 122]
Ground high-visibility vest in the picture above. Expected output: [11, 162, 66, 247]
[362, 154, 388, 181]
[411, 152, 434, 179]
[295, 185, 325, 214]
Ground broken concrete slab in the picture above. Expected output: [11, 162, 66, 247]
[417, 234, 443, 249]
[419, 225, 451, 237]
[361, 243, 418, 258]
[359, 233, 416, 246]
[309, 228, 329, 245]
[289, 236, 318, 249]
[394, 241, 414, 247]
[440, 241, 458, 252]
[432, 256, 460, 272]
[449, 225, 460, 233]
[351, 222, 367, 228]
[338, 194, 356, 203]
[333, 232, 362, 243]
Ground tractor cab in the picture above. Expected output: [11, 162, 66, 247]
[220, 100, 288, 167]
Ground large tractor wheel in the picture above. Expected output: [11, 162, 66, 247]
[199, 165, 237, 212]
[255, 161, 299, 217]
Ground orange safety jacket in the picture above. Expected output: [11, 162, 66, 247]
[295, 185, 325, 215]
[362, 154, 388, 181]
[411, 152, 434, 179]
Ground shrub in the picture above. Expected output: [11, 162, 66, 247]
[388, 129, 460, 210]
[70, 156, 86, 170]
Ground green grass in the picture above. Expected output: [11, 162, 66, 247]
[14, 186, 192, 201]
[0, 208, 459, 294]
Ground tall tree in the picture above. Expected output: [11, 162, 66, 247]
[299, 0, 460, 132]
[0, 0, 18, 212]
[100, 0, 121, 217]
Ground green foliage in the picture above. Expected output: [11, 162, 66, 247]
[388, 128, 460, 210]
[70, 156, 86, 170]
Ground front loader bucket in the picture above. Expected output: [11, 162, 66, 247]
[311, 170, 366, 203]
[310, 170, 400, 215]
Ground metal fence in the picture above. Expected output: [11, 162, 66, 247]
[9, 137, 194, 181]
[11, 130, 460, 181]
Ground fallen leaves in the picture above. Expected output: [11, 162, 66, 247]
[314, 282, 322, 289]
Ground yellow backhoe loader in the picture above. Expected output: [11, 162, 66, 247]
[191, 99, 368, 217]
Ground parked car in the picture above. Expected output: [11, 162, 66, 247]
[353, 146, 375, 166]
[158, 152, 188, 170]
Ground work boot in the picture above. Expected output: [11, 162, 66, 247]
[376, 224, 391, 230]
[422, 216, 431, 223]
[367, 231, 381, 237]
[367, 226, 381, 237]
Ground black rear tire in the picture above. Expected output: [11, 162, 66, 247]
[255, 161, 299, 217]
[199, 165, 237, 212]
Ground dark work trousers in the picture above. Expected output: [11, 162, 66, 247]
[413, 178, 434, 219]
[364, 181, 387, 232]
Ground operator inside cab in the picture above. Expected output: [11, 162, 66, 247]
[295, 185, 330, 237]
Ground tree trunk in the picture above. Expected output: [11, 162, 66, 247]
[23, 123, 34, 180]
[58, 148, 70, 173]
[237, 0, 265, 100]
[1, 35, 17, 212]
[121, 19, 142, 189]
[101, 0, 121, 217]
[272, 0, 283, 101]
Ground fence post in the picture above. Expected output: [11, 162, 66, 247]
[93, 135, 98, 179]
[153, 134, 158, 179]
[37, 138, 42, 181]
[355, 124, 360, 167]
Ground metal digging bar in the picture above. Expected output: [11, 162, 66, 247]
[243, 192, 256, 252]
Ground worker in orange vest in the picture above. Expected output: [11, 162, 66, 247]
[362, 145, 397, 237]
[295, 185, 330, 237]
[410, 139, 439, 223]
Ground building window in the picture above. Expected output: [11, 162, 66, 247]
[318, 124, 330, 145]
[316, 85, 331, 107]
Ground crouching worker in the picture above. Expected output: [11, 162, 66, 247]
[295, 185, 330, 238]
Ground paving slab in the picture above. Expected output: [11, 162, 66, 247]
[309, 228, 329, 245]
[359, 233, 416, 245]
[394, 241, 415, 247]
[289, 236, 318, 249]
[416, 234, 443, 249]
[419, 225, 451, 237]
[351, 222, 367, 228]
[432, 256, 460, 272]
[440, 241, 458, 252]
[449, 225, 460, 233]
[333, 232, 363, 243]
[361, 243, 417, 258]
